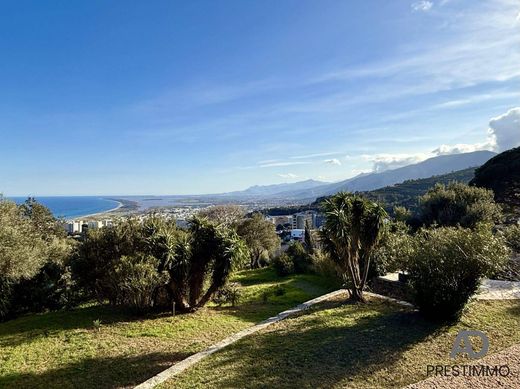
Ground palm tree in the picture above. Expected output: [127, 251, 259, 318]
[321, 192, 386, 302]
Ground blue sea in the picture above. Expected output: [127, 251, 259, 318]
[9, 196, 121, 219]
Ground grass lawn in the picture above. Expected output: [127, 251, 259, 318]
[163, 295, 520, 389]
[0, 268, 338, 389]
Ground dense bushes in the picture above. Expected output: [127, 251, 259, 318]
[72, 216, 247, 313]
[272, 253, 295, 276]
[107, 254, 168, 312]
[417, 182, 502, 229]
[272, 242, 313, 276]
[0, 198, 73, 320]
[404, 226, 509, 321]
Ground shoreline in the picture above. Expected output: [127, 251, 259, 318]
[65, 199, 124, 220]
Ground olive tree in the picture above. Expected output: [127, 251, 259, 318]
[237, 213, 280, 268]
[418, 182, 502, 229]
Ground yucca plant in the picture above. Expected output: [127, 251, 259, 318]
[320, 192, 386, 302]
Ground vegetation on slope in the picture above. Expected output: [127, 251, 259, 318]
[165, 296, 520, 389]
[0, 268, 336, 389]
[471, 146, 520, 216]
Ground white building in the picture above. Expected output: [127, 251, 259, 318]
[290, 229, 305, 241]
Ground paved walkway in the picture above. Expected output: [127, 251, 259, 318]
[405, 343, 520, 389]
[379, 273, 520, 300]
[134, 289, 349, 389]
[477, 279, 520, 300]
[134, 290, 413, 389]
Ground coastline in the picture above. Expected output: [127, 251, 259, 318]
[74, 200, 124, 219]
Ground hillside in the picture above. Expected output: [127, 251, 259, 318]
[262, 168, 476, 215]
[471, 147, 520, 217]
[272, 150, 495, 201]
[364, 168, 476, 212]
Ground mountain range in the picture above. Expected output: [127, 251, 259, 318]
[224, 150, 496, 201]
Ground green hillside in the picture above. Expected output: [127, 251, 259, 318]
[471, 147, 520, 216]
[363, 167, 476, 213]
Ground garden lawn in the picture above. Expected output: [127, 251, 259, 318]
[0, 268, 337, 389]
[163, 295, 520, 389]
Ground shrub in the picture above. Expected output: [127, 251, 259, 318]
[107, 254, 168, 312]
[287, 241, 313, 273]
[212, 282, 242, 306]
[311, 249, 342, 286]
[0, 277, 13, 320]
[503, 224, 520, 253]
[272, 253, 295, 276]
[405, 226, 509, 321]
[417, 182, 502, 229]
[369, 221, 414, 276]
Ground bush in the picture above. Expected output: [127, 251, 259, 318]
[107, 254, 168, 312]
[212, 282, 242, 306]
[311, 249, 343, 287]
[417, 182, 502, 229]
[272, 253, 295, 276]
[405, 226, 509, 321]
[369, 221, 414, 276]
[11, 262, 79, 314]
[0, 277, 13, 320]
[503, 224, 520, 253]
[287, 241, 313, 273]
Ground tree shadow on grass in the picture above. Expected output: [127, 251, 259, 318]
[183, 300, 446, 389]
[0, 351, 190, 389]
[0, 304, 173, 348]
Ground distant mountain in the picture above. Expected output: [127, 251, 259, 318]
[260, 167, 478, 216]
[222, 179, 328, 197]
[364, 167, 477, 213]
[274, 150, 496, 200]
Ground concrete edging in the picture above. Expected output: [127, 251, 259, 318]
[134, 289, 413, 389]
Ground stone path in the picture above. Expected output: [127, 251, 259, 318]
[477, 279, 520, 300]
[405, 343, 520, 389]
[379, 273, 520, 300]
[134, 290, 413, 389]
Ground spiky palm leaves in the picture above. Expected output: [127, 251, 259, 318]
[145, 216, 247, 312]
[321, 193, 386, 302]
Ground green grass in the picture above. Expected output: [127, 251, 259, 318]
[163, 296, 520, 388]
[0, 268, 337, 389]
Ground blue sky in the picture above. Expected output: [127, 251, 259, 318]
[1, 0, 519, 196]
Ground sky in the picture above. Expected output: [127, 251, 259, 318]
[0, 0, 519, 196]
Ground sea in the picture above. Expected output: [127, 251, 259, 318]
[9, 196, 121, 219]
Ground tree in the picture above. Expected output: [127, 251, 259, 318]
[304, 220, 315, 254]
[74, 215, 247, 313]
[0, 198, 72, 319]
[320, 193, 386, 302]
[418, 182, 502, 229]
[237, 213, 280, 268]
[0, 200, 47, 281]
[198, 205, 245, 227]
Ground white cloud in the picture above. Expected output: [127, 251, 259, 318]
[412, 1, 433, 12]
[488, 107, 520, 151]
[277, 173, 299, 179]
[432, 141, 495, 156]
[363, 153, 428, 172]
[290, 151, 341, 159]
[259, 161, 310, 168]
[324, 158, 342, 166]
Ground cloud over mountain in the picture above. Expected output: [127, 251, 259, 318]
[489, 107, 520, 152]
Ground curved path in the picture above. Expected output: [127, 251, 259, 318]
[134, 290, 412, 389]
